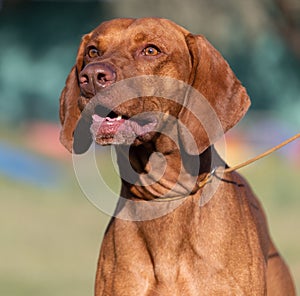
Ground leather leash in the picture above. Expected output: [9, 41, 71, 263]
[198, 132, 300, 188]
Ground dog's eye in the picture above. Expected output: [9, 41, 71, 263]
[142, 46, 160, 56]
[88, 47, 99, 58]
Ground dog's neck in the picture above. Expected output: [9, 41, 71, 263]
[115, 133, 224, 201]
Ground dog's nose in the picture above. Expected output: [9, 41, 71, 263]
[79, 63, 116, 93]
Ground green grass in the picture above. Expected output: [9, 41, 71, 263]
[0, 171, 110, 296]
[1, 155, 299, 295]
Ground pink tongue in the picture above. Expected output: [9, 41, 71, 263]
[92, 114, 104, 122]
[91, 113, 157, 138]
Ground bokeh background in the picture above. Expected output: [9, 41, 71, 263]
[1, 0, 299, 295]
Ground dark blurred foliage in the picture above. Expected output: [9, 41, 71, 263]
[0, 0, 112, 124]
[0, 0, 299, 125]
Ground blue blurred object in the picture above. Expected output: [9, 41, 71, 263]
[0, 142, 62, 188]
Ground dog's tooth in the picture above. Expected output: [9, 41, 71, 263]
[117, 115, 122, 120]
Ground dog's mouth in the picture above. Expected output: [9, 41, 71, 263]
[90, 106, 158, 145]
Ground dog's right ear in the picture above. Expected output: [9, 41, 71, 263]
[178, 34, 250, 155]
[59, 33, 92, 152]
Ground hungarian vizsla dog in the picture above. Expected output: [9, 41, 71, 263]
[59, 18, 295, 295]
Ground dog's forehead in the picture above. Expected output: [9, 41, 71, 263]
[90, 18, 189, 46]
[92, 18, 135, 36]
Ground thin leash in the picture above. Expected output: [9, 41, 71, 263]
[154, 132, 300, 202]
[198, 132, 300, 188]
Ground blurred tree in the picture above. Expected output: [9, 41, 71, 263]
[0, 0, 112, 124]
[266, 0, 300, 58]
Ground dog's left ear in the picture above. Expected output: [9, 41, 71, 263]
[178, 34, 251, 155]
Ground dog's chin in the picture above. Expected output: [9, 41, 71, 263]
[90, 114, 158, 146]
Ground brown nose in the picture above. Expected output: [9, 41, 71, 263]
[79, 63, 116, 94]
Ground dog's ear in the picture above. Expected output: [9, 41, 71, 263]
[59, 33, 91, 152]
[178, 34, 250, 155]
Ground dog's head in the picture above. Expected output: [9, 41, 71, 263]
[59, 18, 250, 155]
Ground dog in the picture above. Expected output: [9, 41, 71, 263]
[59, 17, 295, 295]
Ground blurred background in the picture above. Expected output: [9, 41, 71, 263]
[0, 0, 299, 295]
